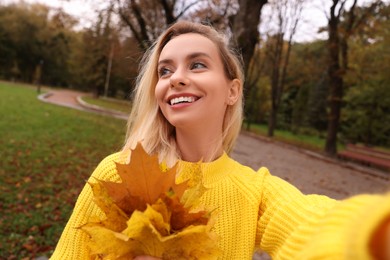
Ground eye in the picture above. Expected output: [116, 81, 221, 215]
[158, 67, 171, 78]
[190, 62, 206, 70]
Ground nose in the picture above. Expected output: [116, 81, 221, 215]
[169, 68, 189, 88]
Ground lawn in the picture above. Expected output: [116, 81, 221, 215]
[81, 96, 132, 114]
[0, 82, 127, 259]
[245, 122, 330, 151]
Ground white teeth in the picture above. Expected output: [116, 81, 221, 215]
[170, 96, 195, 105]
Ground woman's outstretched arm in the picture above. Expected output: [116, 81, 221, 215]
[256, 167, 390, 259]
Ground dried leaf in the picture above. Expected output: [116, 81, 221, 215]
[84, 201, 220, 259]
[179, 162, 208, 209]
[99, 143, 187, 209]
[88, 181, 129, 232]
[98, 180, 147, 217]
[163, 193, 209, 232]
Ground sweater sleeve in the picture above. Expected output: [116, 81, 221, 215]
[50, 153, 123, 260]
[256, 167, 390, 259]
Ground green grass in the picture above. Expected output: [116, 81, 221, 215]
[246, 123, 336, 151]
[81, 96, 132, 114]
[0, 82, 126, 258]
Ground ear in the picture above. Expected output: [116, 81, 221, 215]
[227, 79, 241, 105]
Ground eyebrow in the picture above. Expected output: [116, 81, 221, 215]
[158, 52, 212, 66]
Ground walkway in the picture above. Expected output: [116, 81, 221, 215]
[38, 89, 128, 120]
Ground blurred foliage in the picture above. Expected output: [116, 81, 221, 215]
[0, 3, 140, 98]
[247, 2, 390, 147]
[0, 1, 389, 147]
[340, 3, 390, 146]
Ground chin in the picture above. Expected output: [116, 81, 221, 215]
[167, 116, 201, 130]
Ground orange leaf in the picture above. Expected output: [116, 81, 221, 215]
[88, 181, 129, 232]
[99, 180, 147, 216]
[93, 143, 188, 219]
[162, 193, 209, 231]
[113, 143, 187, 204]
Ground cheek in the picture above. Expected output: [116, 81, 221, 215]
[154, 83, 165, 105]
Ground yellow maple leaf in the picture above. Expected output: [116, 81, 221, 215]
[88, 181, 129, 232]
[114, 143, 188, 204]
[179, 162, 208, 209]
[83, 199, 220, 259]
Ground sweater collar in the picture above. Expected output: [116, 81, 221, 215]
[177, 152, 235, 186]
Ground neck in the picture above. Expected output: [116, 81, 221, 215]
[175, 128, 224, 162]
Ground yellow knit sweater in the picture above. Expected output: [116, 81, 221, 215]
[51, 152, 390, 259]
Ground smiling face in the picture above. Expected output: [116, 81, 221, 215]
[155, 33, 238, 133]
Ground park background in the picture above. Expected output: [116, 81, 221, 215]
[0, 0, 389, 258]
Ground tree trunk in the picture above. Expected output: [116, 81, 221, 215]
[268, 32, 283, 137]
[325, 4, 343, 156]
[263, 0, 304, 137]
[231, 0, 268, 76]
[268, 105, 277, 137]
[325, 72, 343, 155]
[324, 0, 380, 155]
[230, 0, 268, 129]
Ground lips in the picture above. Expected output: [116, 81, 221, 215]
[167, 94, 200, 106]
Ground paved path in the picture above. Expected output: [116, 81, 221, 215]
[232, 132, 389, 199]
[39, 89, 128, 119]
[39, 89, 87, 109]
[39, 89, 390, 200]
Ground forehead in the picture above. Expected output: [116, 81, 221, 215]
[159, 33, 220, 60]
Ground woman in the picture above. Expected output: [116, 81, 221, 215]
[52, 21, 390, 259]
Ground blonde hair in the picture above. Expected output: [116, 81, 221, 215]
[123, 21, 244, 165]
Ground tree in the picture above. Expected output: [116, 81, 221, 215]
[340, 3, 390, 147]
[0, 3, 78, 86]
[230, 0, 268, 76]
[67, 6, 142, 98]
[113, 0, 200, 50]
[43, 8, 78, 86]
[82, 10, 117, 96]
[288, 40, 328, 133]
[108, 36, 141, 98]
[243, 48, 270, 129]
[324, 0, 382, 156]
[225, 0, 267, 129]
[0, 3, 49, 82]
[260, 0, 306, 136]
[342, 80, 390, 147]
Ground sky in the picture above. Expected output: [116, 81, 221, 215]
[1, 0, 103, 28]
[1, 0, 385, 43]
[2, 0, 95, 17]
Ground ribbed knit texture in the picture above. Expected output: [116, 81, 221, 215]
[51, 152, 390, 259]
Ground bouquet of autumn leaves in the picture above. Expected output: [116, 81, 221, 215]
[80, 143, 220, 259]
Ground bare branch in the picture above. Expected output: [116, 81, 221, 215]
[130, 0, 150, 45]
[336, 0, 347, 19]
[280, 0, 304, 95]
[116, 0, 145, 49]
[176, 0, 200, 19]
[344, 0, 358, 34]
[351, 0, 382, 35]
[160, 0, 176, 24]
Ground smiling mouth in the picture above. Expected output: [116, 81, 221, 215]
[169, 96, 199, 105]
